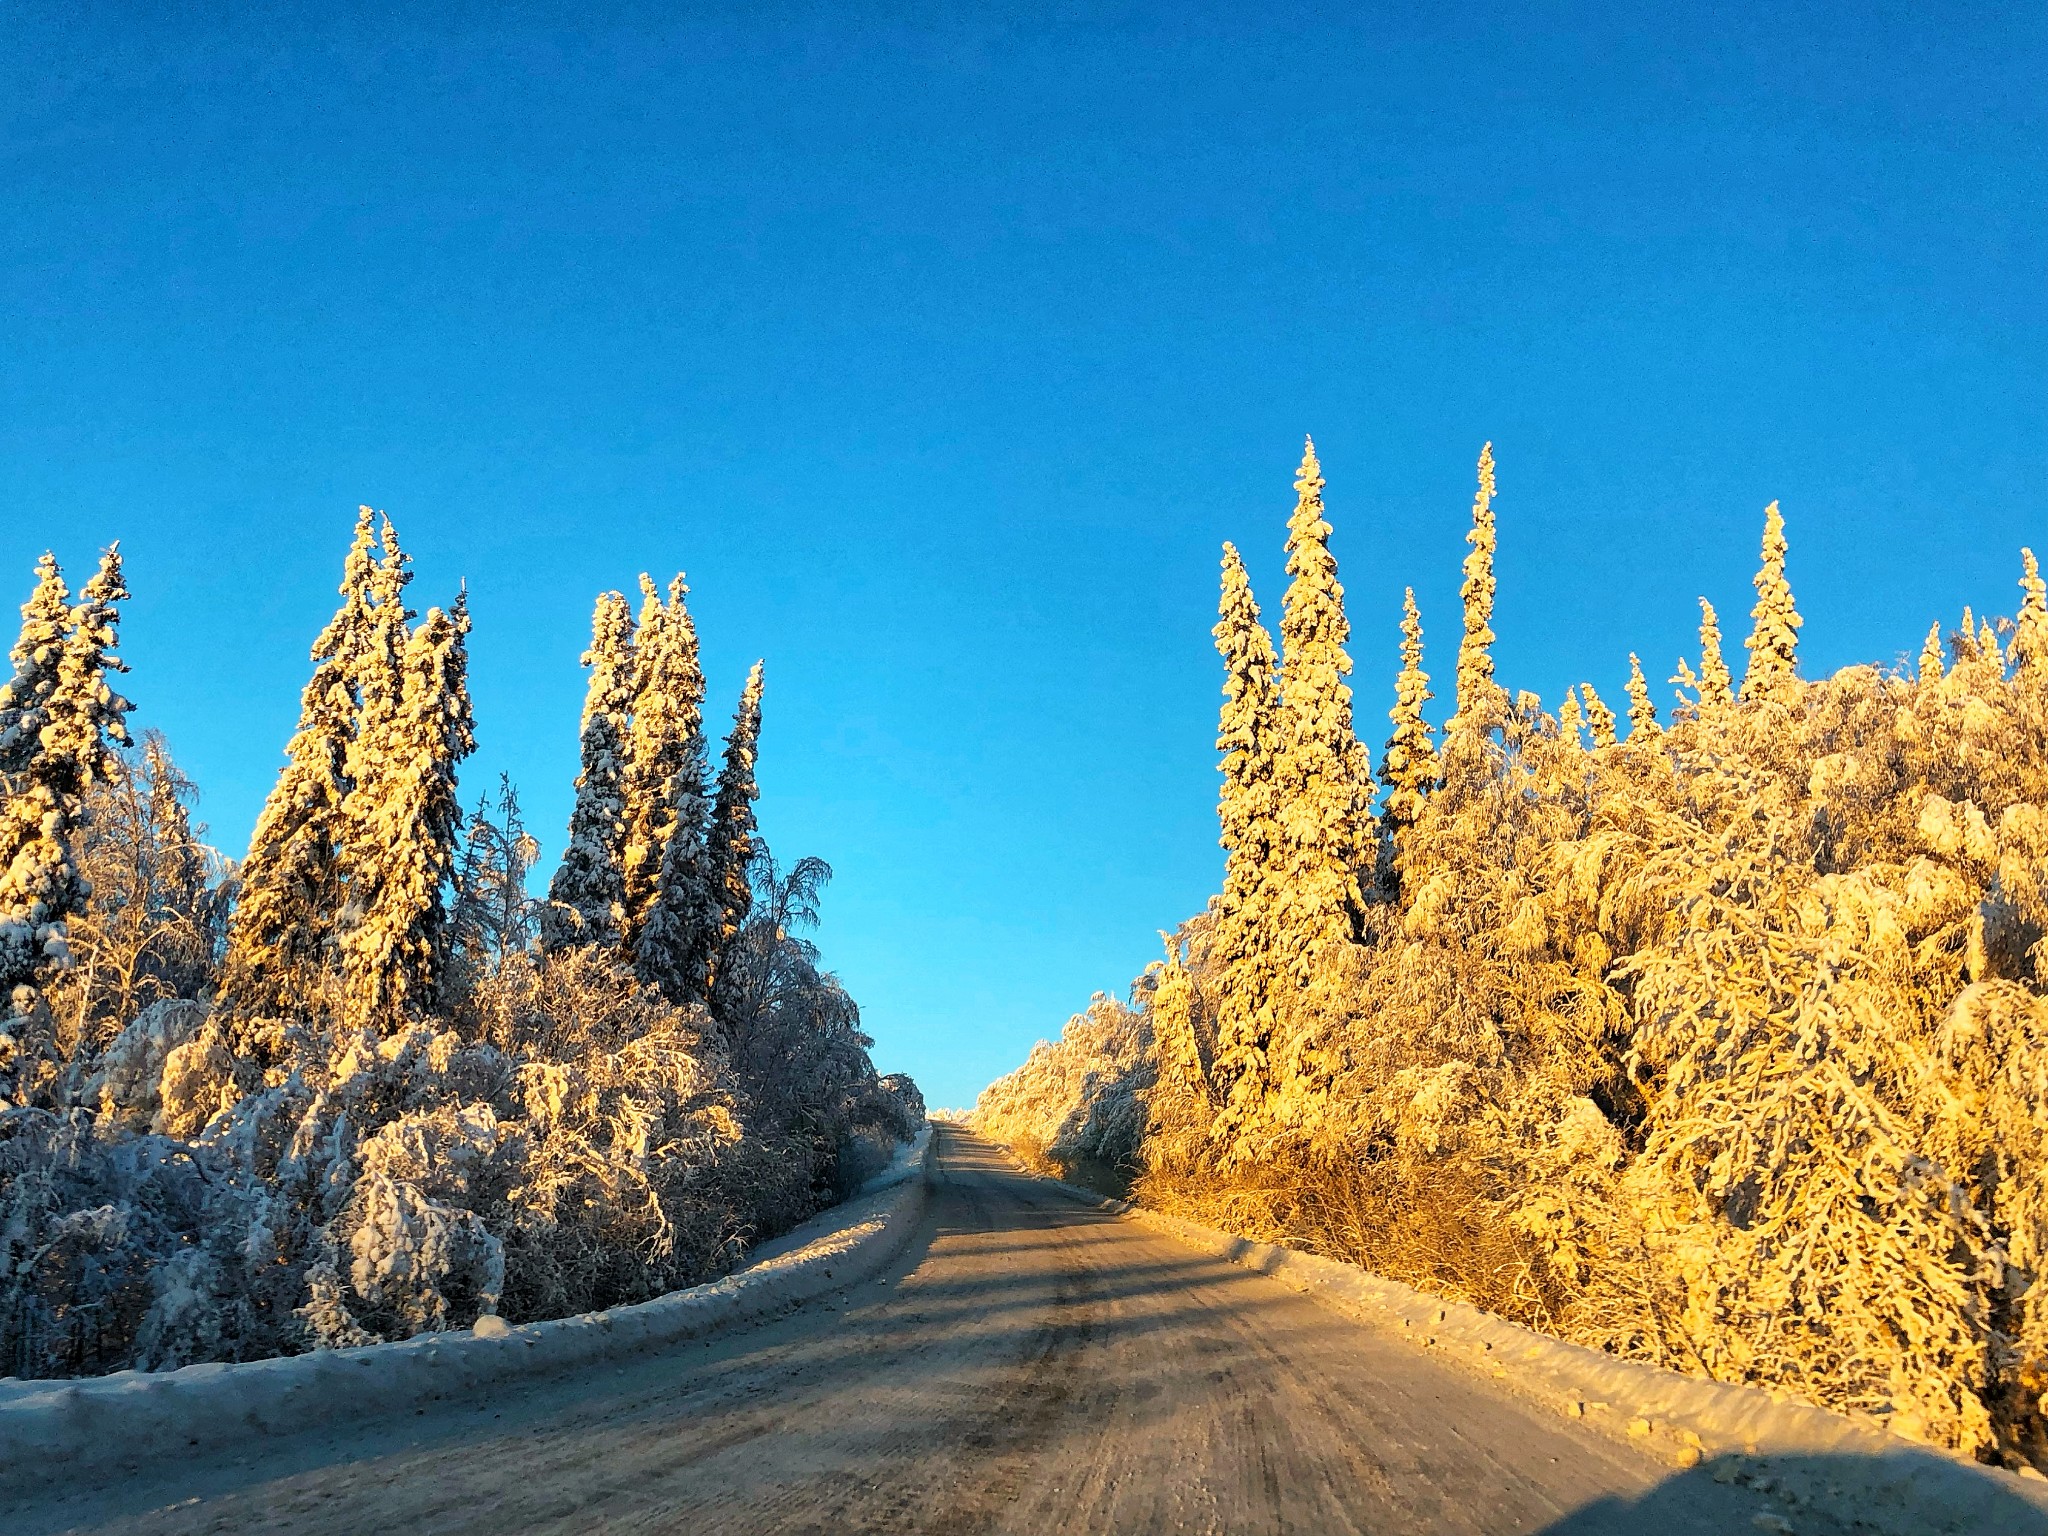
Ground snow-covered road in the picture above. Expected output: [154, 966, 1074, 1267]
[6, 1127, 1973, 1534]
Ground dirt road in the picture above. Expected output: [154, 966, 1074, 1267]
[12, 1126, 1844, 1535]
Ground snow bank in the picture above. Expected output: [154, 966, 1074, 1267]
[0, 1125, 932, 1496]
[1023, 1160, 2048, 1536]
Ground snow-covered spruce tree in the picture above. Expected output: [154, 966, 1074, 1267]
[2014, 548, 2048, 674]
[1920, 621, 1947, 681]
[1270, 438, 1369, 975]
[541, 590, 636, 952]
[1695, 598, 1735, 707]
[0, 553, 71, 776]
[1379, 587, 1438, 836]
[705, 662, 765, 1018]
[216, 508, 380, 1057]
[1740, 500, 1802, 701]
[1625, 654, 1661, 740]
[1579, 681, 1618, 748]
[619, 574, 706, 947]
[336, 592, 475, 1034]
[1447, 443, 1507, 739]
[1557, 686, 1584, 748]
[634, 741, 719, 1007]
[0, 547, 132, 1106]
[1149, 932, 1209, 1102]
[1204, 543, 1283, 1127]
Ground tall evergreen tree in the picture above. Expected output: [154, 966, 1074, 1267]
[1696, 598, 1735, 707]
[1207, 543, 1283, 1115]
[634, 750, 719, 1006]
[1379, 587, 1438, 831]
[542, 591, 636, 952]
[1557, 685, 1584, 748]
[218, 509, 380, 1044]
[1151, 933, 1210, 1102]
[337, 593, 475, 1033]
[1625, 654, 1661, 739]
[619, 574, 705, 946]
[704, 663, 764, 1016]
[1740, 501, 1802, 701]
[1920, 621, 1947, 681]
[1271, 437, 1368, 984]
[2015, 549, 2048, 674]
[0, 548, 131, 1100]
[1580, 681, 1619, 748]
[1448, 443, 1507, 737]
[0, 554, 72, 775]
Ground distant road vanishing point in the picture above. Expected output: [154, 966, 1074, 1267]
[13, 1127, 1847, 1535]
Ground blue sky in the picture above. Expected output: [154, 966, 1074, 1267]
[3, 4, 2042, 1108]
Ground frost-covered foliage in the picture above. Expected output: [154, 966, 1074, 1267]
[975, 986, 1157, 1182]
[976, 440, 2048, 1470]
[0, 522, 916, 1380]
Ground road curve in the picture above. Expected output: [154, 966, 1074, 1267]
[12, 1126, 1827, 1535]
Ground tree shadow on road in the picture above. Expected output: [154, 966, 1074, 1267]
[1534, 1450, 2048, 1536]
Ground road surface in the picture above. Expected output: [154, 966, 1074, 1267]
[12, 1126, 1845, 1535]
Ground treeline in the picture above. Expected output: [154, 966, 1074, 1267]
[976, 441, 2048, 1468]
[0, 509, 918, 1377]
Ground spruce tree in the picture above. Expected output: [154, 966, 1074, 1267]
[1740, 500, 1802, 701]
[1557, 685, 1584, 748]
[1696, 598, 1735, 706]
[337, 593, 475, 1033]
[542, 591, 636, 952]
[218, 509, 380, 1047]
[1379, 587, 1438, 831]
[2014, 549, 2048, 673]
[1920, 622, 1947, 681]
[634, 747, 719, 1006]
[1150, 933, 1210, 1101]
[1448, 443, 1507, 737]
[619, 574, 705, 946]
[712, 664, 764, 939]
[1271, 437, 1368, 985]
[1580, 681, 1618, 748]
[1625, 654, 1661, 739]
[0, 548, 131, 1098]
[1207, 543, 1283, 1116]
[704, 662, 764, 1015]
[0, 555, 72, 776]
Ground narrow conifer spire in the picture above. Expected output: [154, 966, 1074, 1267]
[1449, 443, 1506, 736]
[1980, 619, 2003, 670]
[1626, 654, 1661, 739]
[1580, 682, 1618, 748]
[1151, 932, 1211, 1103]
[703, 662, 765, 1014]
[1740, 501, 1802, 701]
[337, 591, 475, 1032]
[1557, 686, 1584, 747]
[1271, 437, 1369, 986]
[0, 554, 72, 776]
[1696, 599, 1734, 706]
[1919, 621, 1947, 681]
[620, 574, 706, 946]
[1208, 543, 1283, 1115]
[2014, 549, 2048, 672]
[219, 509, 383, 1045]
[1379, 588, 1438, 830]
[0, 547, 131, 1078]
[542, 591, 637, 951]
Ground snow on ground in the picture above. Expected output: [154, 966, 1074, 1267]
[0, 1127, 931, 1499]
[1010, 1150, 2048, 1536]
